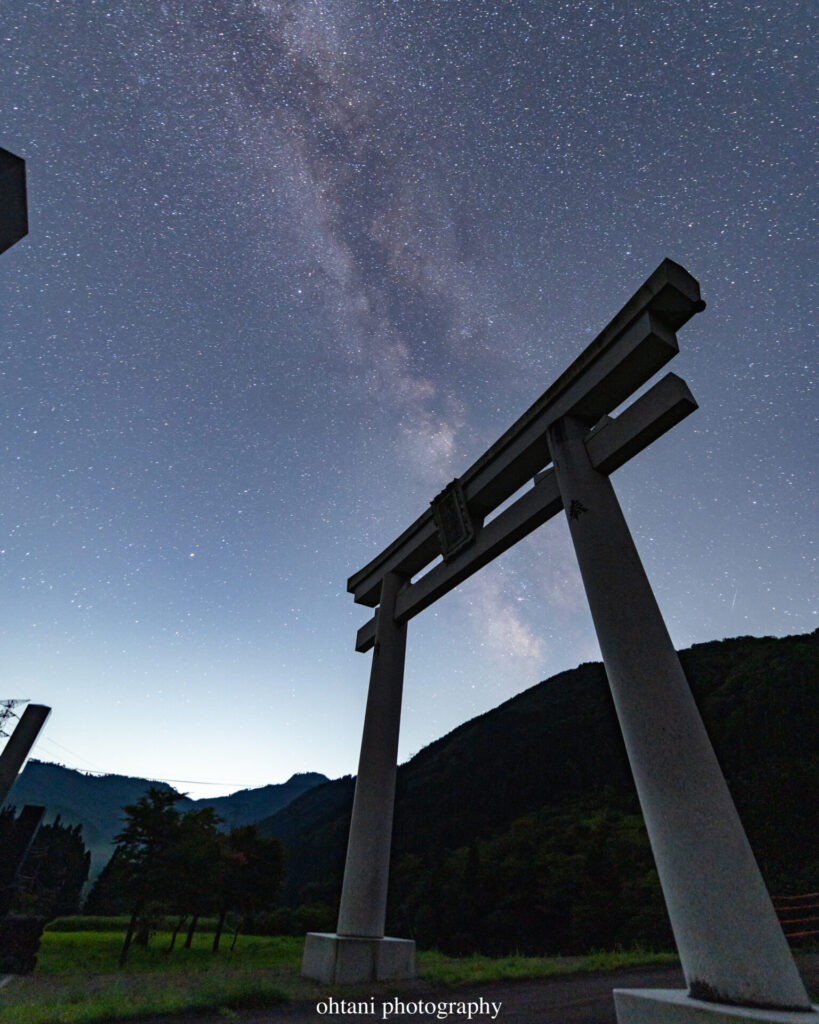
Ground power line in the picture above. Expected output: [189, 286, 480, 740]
[17, 720, 262, 790]
[32, 754, 260, 790]
[30, 729, 268, 791]
[36, 736, 106, 772]
[62, 767, 256, 788]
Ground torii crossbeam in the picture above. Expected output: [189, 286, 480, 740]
[301, 261, 816, 1023]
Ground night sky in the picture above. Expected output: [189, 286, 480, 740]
[1, 1, 814, 798]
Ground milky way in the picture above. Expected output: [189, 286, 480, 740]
[0, 0, 813, 794]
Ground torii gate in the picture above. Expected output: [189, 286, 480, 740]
[302, 261, 817, 1023]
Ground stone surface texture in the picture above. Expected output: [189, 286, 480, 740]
[335, 570, 408, 941]
[548, 413, 810, 1011]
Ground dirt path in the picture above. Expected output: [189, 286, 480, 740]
[117, 953, 819, 1024]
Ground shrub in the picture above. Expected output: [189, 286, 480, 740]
[0, 915, 47, 973]
[250, 903, 335, 935]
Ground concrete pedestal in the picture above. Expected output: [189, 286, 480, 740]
[614, 989, 819, 1023]
[301, 932, 416, 984]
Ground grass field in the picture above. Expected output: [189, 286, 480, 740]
[0, 920, 680, 1024]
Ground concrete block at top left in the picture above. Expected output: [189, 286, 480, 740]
[301, 932, 416, 984]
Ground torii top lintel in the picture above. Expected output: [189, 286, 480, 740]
[348, 258, 705, 612]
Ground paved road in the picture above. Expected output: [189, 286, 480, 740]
[123, 954, 819, 1024]
[263, 963, 690, 1024]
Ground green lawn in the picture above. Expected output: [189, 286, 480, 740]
[0, 923, 680, 1024]
[1, 930, 303, 1024]
[417, 947, 679, 984]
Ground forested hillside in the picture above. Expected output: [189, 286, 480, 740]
[3, 764, 327, 878]
[259, 630, 819, 955]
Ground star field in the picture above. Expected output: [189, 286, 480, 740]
[0, 0, 814, 795]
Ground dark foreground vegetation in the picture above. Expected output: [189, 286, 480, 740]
[0, 810, 90, 920]
[83, 790, 285, 964]
[1, 921, 684, 1024]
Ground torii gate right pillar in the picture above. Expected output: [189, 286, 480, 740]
[547, 415, 816, 1022]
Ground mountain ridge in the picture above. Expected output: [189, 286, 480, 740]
[255, 630, 818, 953]
[3, 628, 816, 949]
[2, 762, 328, 877]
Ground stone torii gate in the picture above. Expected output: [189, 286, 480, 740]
[302, 261, 817, 1023]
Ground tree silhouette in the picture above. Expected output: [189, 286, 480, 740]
[213, 825, 284, 952]
[169, 807, 223, 950]
[113, 788, 187, 964]
[13, 815, 90, 918]
[87, 790, 285, 960]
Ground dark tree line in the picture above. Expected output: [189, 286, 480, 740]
[0, 807, 90, 919]
[387, 802, 673, 955]
[0, 807, 90, 974]
[84, 788, 284, 963]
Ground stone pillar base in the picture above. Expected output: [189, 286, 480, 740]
[614, 989, 819, 1023]
[301, 932, 415, 984]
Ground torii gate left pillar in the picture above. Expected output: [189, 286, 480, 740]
[302, 571, 415, 983]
